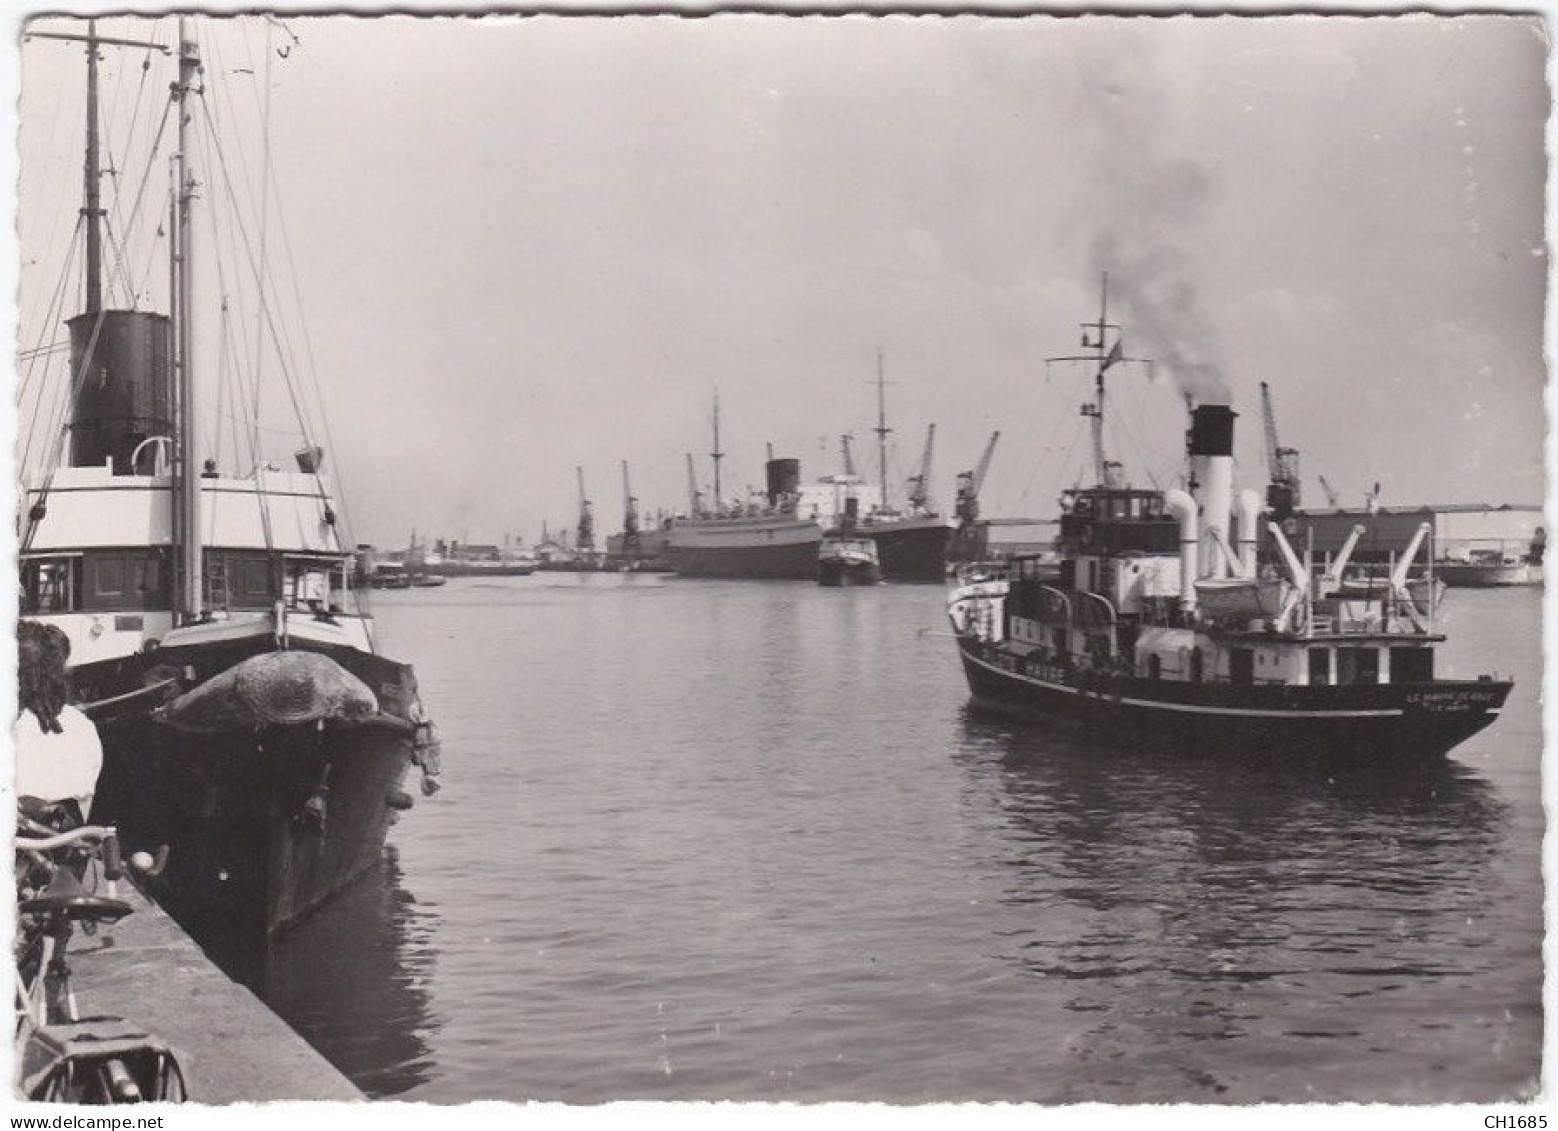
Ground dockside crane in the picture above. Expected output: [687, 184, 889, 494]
[1259, 381, 1302, 520]
[576, 466, 595, 552]
[955, 431, 1000, 525]
[621, 460, 640, 552]
[906, 424, 936, 514]
[949, 431, 1000, 563]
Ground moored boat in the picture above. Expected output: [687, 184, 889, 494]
[667, 398, 822, 580]
[853, 362, 953, 582]
[18, 17, 440, 946]
[1433, 544, 1540, 587]
[817, 536, 881, 586]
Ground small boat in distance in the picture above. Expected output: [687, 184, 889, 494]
[1434, 538, 1543, 587]
[818, 536, 881, 586]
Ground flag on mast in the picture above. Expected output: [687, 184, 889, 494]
[1101, 337, 1125, 372]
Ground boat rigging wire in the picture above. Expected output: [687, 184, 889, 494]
[17, 221, 85, 494]
[197, 41, 366, 579]
[1015, 367, 1087, 511]
[16, 224, 81, 414]
[1108, 396, 1163, 490]
[111, 95, 176, 309]
[194, 34, 371, 634]
[188, 86, 277, 561]
[100, 23, 161, 304]
[194, 87, 321, 464]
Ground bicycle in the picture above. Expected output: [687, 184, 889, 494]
[14, 810, 188, 1103]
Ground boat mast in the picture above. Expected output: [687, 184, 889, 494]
[1084, 275, 1110, 485]
[83, 21, 103, 315]
[873, 348, 892, 513]
[1046, 271, 1145, 489]
[171, 17, 203, 621]
[710, 391, 723, 511]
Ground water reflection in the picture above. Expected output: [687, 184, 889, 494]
[257, 849, 441, 1098]
[952, 708, 1514, 1102]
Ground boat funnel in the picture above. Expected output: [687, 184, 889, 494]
[66, 310, 173, 475]
[1189, 405, 1236, 580]
[766, 457, 800, 505]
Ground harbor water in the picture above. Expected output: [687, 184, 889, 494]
[259, 576, 1542, 1103]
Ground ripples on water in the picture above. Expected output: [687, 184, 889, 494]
[258, 578, 1541, 1103]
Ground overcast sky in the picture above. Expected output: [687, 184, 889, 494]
[15, 13, 1548, 548]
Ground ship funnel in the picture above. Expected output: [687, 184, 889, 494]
[1188, 405, 1237, 580]
[766, 457, 800, 505]
[66, 310, 173, 475]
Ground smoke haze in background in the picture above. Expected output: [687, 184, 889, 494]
[1083, 38, 1230, 405]
[13, 15, 1547, 543]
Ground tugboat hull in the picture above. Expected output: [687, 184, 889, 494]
[958, 640, 1510, 761]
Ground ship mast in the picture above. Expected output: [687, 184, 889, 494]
[171, 17, 203, 621]
[710, 391, 724, 511]
[872, 348, 892, 514]
[1046, 272, 1147, 488]
[26, 20, 170, 309]
[1085, 277, 1110, 484]
[83, 21, 103, 315]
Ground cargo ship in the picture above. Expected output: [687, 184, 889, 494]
[851, 357, 953, 582]
[946, 284, 1511, 761]
[667, 398, 823, 579]
[18, 18, 440, 946]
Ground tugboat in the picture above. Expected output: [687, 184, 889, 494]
[817, 465, 882, 587]
[946, 283, 1511, 761]
[817, 535, 881, 587]
[815, 434, 879, 586]
[18, 18, 441, 946]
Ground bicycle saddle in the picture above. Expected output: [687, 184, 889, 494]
[19, 868, 132, 923]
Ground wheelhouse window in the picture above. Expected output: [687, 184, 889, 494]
[20, 556, 80, 614]
[283, 556, 349, 612]
[1390, 646, 1434, 684]
[1336, 647, 1381, 686]
[82, 550, 166, 611]
[207, 551, 280, 610]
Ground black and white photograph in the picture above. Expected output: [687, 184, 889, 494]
[6, 6, 1547, 1117]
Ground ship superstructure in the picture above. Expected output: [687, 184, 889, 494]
[946, 283, 1510, 761]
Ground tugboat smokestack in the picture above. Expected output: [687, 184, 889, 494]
[1188, 405, 1237, 579]
[1188, 404, 1236, 459]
